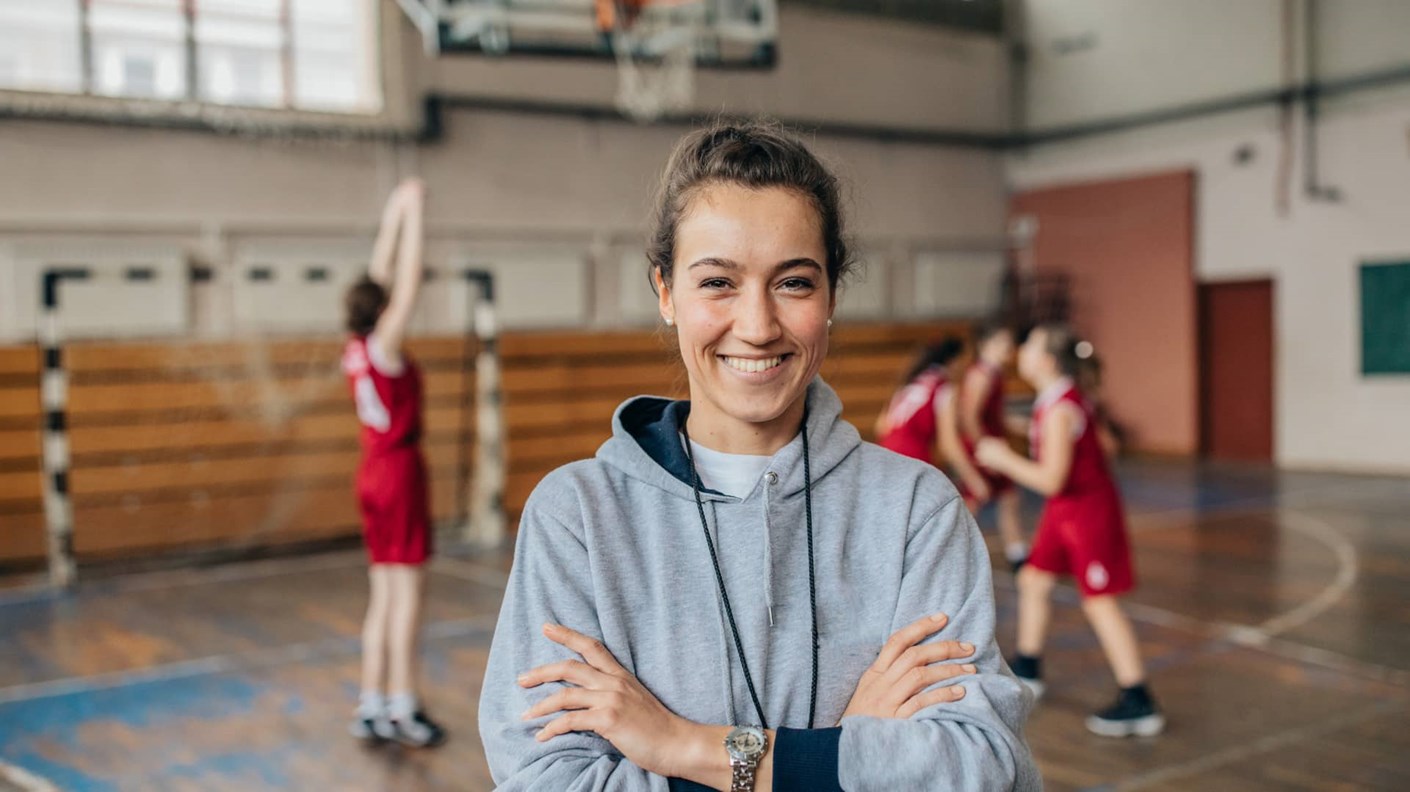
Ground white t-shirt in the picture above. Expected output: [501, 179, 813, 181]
[686, 438, 774, 499]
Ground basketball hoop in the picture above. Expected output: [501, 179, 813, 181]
[598, 0, 702, 123]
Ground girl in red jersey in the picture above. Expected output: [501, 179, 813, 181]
[976, 324, 1164, 738]
[875, 337, 992, 500]
[960, 319, 1028, 570]
[341, 178, 446, 748]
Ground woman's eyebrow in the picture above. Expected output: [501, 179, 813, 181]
[776, 258, 823, 273]
[687, 257, 822, 272]
[688, 257, 739, 270]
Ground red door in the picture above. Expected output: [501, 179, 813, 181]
[1199, 280, 1274, 461]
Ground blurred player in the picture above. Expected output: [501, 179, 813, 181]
[341, 178, 446, 748]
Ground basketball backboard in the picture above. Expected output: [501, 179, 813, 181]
[397, 0, 776, 67]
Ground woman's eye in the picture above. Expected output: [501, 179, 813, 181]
[700, 278, 730, 289]
[780, 278, 815, 291]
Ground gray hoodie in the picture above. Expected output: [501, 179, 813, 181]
[479, 380, 1040, 791]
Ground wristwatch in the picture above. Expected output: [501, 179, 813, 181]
[724, 725, 767, 792]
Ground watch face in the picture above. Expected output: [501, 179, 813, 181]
[725, 726, 766, 760]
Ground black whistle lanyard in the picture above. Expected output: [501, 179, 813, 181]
[681, 414, 819, 731]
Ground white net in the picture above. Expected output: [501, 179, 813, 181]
[610, 1, 704, 122]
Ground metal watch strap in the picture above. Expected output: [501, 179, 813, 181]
[730, 757, 758, 792]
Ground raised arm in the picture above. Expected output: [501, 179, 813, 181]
[368, 183, 412, 286]
[371, 178, 425, 363]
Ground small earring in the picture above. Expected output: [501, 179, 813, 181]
[827, 319, 833, 328]
[664, 317, 674, 327]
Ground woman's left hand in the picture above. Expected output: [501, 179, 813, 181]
[519, 623, 691, 777]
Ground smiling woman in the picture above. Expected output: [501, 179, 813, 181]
[478, 120, 1039, 791]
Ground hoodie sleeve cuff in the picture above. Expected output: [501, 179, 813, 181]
[774, 727, 843, 792]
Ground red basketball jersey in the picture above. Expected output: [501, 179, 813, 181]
[342, 334, 424, 456]
[1027, 378, 1134, 595]
[1030, 380, 1123, 509]
[879, 368, 952, 465]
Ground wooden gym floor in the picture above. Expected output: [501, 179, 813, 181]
[1, 459, 1408, 791]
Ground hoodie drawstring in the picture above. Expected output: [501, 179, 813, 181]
[762, 476, 777, 627]
[707, 500, 740, 723]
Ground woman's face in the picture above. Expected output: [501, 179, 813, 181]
[982, 330, 1015, 365]
[657, 183, 834, 433]
[1017, 328, 1051, 385]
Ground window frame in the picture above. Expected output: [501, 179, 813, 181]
[0, 0, 383, 116]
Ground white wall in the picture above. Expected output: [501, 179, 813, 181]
[1023, 0, 1283, 130]
[1010, 0, 1410, 473]
[0, 3, 1009, 342]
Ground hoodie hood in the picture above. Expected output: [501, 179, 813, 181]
[596, 378, 862, 502]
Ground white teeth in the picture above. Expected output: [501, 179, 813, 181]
[723, 356, 783, 373]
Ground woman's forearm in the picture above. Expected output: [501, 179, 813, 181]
[988, 448, 1060, 496]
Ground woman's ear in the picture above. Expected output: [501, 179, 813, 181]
[655, 267, 674, 325]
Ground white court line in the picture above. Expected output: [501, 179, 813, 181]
[1114, 700, 1400, 791]
[1131, 506, 1361, 644]
[998, 491, 1401, 689]
[1249, 509, 1359, 640]
[0, 614, 499, 706]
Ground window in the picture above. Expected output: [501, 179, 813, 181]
[0, 0, 380, 114]
[91, 0, 188, 100]
[0, 1, 84, 93]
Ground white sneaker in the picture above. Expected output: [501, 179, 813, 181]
[348, 713, 390, 742]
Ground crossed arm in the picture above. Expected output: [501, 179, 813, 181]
[480, 497, 1036, 791]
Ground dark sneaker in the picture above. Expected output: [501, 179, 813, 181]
[386, 710, 448, 748]
[1086, 687, 1166, 737]
[1008, 654, 1045, 700]
[348, 714, 387, 742]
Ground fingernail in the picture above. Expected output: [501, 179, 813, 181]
[931, 613, 948, 624]
[963, 664, 977, 673]
[953, 686, 967, 698]
[520, 711, 530, 721]
[961, 642, 974, 653]
[543, 623, 556, 633]
[517, 674, 528, 686]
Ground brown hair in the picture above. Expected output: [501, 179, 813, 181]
[647, 119, 854, 293]
[344, 276, 387, 336]
[1035, 322, 1083, 378]
[900, 336, 965, 386]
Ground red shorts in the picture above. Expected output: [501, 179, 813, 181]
[356, 449, 432, 565]
[1028, 491, 1134, 597]
[959, 437, 1014, 502]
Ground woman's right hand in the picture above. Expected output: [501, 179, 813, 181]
[840, 613, 977, 722]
